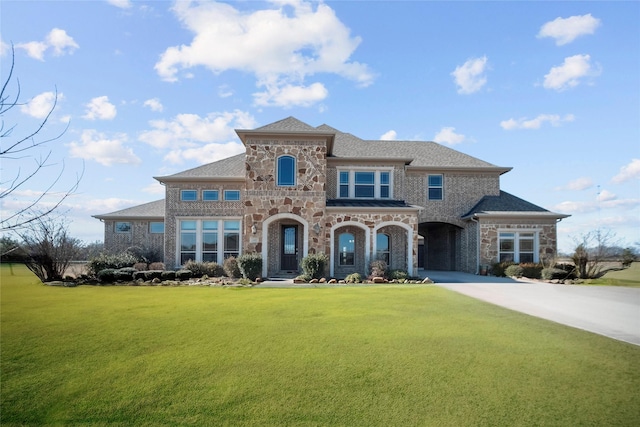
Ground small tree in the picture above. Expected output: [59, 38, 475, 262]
[301, 253, 328, 279]
[15, 213, 82, 282]
[621, 248, 636, 268]
[237, 253, 262, 281]
[571, 229, 619, 279]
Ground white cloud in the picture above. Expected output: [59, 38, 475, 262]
[67, 130, 141, 166]
[83, 96, 117, 120]
[107, 0, 133, 9]
[451, 56, 488, 94]
[87, 197, 140, 214]
[380, 130, 397, 141]
[16, 41, 48, 61]
[143, 98, 164, 112]
[500, 113, 575, 130]
[164, 142, 245, 165]
[554, 198, 640, 214]
[612, 159, 640, 184]
[433, 127, 466, 145]
[139, 109, 256, 150]
[142, 181, 165, 195]
[155, 0, 373, 108]
[538, 14, 601, 46]
[218, 85, 233, 98]
[0, 38, 8, 56]
[596, 189, 616, 202]
[253, 82, 328, 107]
[16, 28, 78, 60]
[556, 177, 594, 191]
[543, 54, 599, 91]
[20, 91, 61, 119]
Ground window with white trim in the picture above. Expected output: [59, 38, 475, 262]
[181, 190, 197, 201]
[339, 233, 355, 266]
[179, 219, 241, 265]
[224, 190, 240, 201]
[150, 222, 164, 233]
[115, 222, 131, 233]
[337, 168, 392, 199]
[428, 175, 443, 200]
[499, 231, 537, 263]
[277, 155, 296, 186]
[202, 190, 219, 201]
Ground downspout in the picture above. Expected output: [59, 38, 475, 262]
[470, 215, 480, 275]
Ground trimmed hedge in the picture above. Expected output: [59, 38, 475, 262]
[238, 253, 262, 281]
[301, 253, 328, 280]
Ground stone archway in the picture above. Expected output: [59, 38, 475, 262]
[261, 213, 309, 277]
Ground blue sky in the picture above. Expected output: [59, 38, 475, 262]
[1, 0, 638, 253]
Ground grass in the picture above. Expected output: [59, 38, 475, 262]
[582, 262, 640, 287]
[2, 264, 640, 426]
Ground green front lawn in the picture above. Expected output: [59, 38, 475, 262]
[2, 264, 639, 426]
[583, 262, 640, 287]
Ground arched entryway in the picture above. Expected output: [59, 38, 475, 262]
[261, 213, 308, 277]
[419, 222, 462, 271]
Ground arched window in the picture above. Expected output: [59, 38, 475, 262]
[377, 233, 390, 265]
[277, 155, 296, 186]
[339, 232, 355, 266]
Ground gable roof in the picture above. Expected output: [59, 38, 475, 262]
[254, 116, 318, 132]
[93, 199, 165, 220]
[154, 153, 245, 182]
[462, 191, 569, 219]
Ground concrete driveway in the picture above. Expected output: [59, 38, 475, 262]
[425, 271, 640, 346]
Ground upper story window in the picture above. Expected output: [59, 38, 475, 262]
[224, 190, 240, 201]
[149, 222, 164, 233]
[202, 190, 219, 201]
[115, 222, 131, 233]
[277, 155, 296, 186]
[181, 190, 197, 201]
[428, 175, 443, 200]
[338, 169, 392, 199]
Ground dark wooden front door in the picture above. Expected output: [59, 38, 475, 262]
[281, 225, 298, 271]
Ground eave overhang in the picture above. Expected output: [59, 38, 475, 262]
[153, 176, 245, 184]
[462, 211, 570, 220]
[327, 157, 413, 166]
[406, 165, 513, 175]
[235, 129, 335, 154]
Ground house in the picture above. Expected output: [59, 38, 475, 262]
[94, 117, 569, 278]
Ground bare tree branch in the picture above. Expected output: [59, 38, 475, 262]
[0, 43, 83, 231]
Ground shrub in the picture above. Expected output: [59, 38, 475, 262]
[223, 257, 241, 278]
[125, 245, 163, 263]
[97, 268, 116, 283]
[161, 270, 176, 280]
[133, 271, 147, 281]
[554, 263, 577, 279]
[176, 269, 192, 281]
[87, 252, 138, 276]
[114, 267, 136, 281]
[520, 263, 542, 279]
[389, 269, 409, 281]
[505, 264, 524, 277]
[133, 262, 148, 271]
[542, 268, 571, 281]
[345, 272, 362, 284]
[238, 278, 253, 286]
[145, 270, 164, 281]
[183, 260, 224, 278]
[148, 262, 165, 271]
[369, 260, 388, 278]
[238, 253, 262, 281]
[295, 274, 311, 282]
[301, 253, 328, 279]
[491, 262, 515, 277]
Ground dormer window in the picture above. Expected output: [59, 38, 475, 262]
[277, 155, 296, 186]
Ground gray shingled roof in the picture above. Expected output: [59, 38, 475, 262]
[326, 199, 416, 209]
[154, 153, 245, 181]
[462, 191, 566, 218]
[254, 116, 317, 132]
[93, 199, 165, 220]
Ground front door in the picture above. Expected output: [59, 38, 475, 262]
[281, 225, 298, 271]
